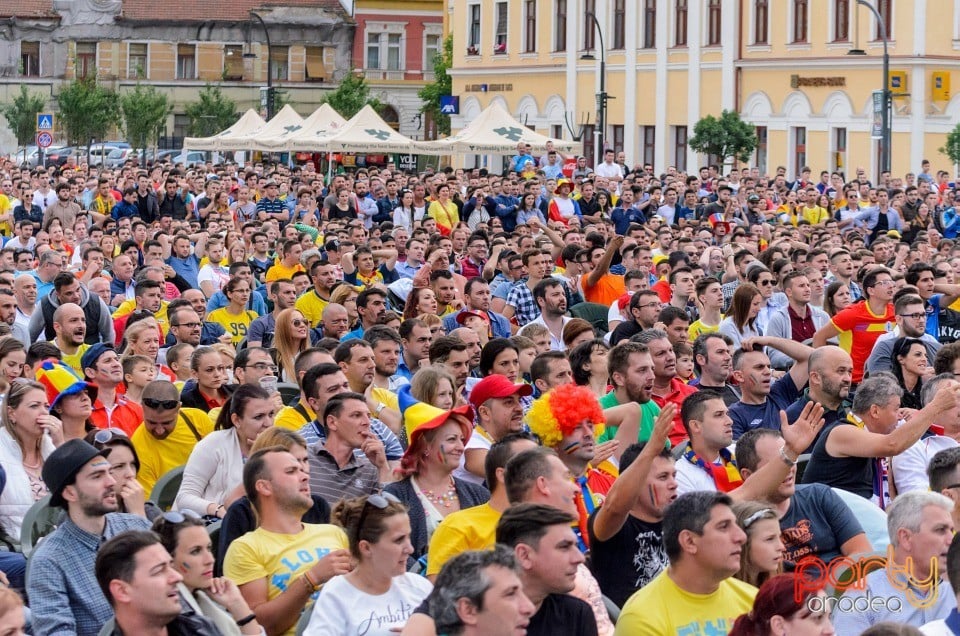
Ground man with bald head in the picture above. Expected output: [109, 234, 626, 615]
[784, 345, 854, 440]
[320, 303, 350, 340]
[130, 380, 215, 495]
[53, 303, 90, 374]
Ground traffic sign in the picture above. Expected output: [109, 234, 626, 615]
[36, 132, 53, 148]
[36, 114, 54, 131]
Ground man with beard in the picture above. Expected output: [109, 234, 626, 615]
[225, 447, 352, 636]
[589, 405, 678, 606]
[615, 492, 755, 635]
[527, 279, 571, 351]
[167, 289, 230, 346]
[31, 271, 114, 346]
[596, 341, 662, 444]
[365, 325, 407, 395]
[688, 333, 740, 406]
[13, 273, 36, 340]
[429, 335, 473, 403]
[737, 428, 870, 567]
[50, 303, 91, 374]
[802, 374, 960, 505]
[784, 345, 854, 439]
[867, 293, 942, 373]
[443, 277, 512, 339]
[456, 374, 532, 485]
[130, 380, 214, 494]
[395, 318, 432, 381]
[82, 344, 143, 435]
[728, 336, 813, 440]
[340, 288, 388, 341]
[28, 439, 151, 636]
[0, 289, 28, 346]
[247, 278, 298, 348]
[296, 259, 339, 328]
[336, 337, 402, 437]
[450, 327, 482, 376]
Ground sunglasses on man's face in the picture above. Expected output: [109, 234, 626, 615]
[143, 398, 178, 411]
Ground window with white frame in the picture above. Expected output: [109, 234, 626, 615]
[612, 0, 625, 49]
[792, 0, 809, 43]
[424, 32, 441, 73]
[754, 0, 768, 45]
[524, 0, 536, 53]
[495, 2, 508, 53]
[707, 0, 722, 46]
[128, 43, 147, 79]
[833, 0, 850, 41]
[554, 0, 567, 52]
[367, 31, 402, 70]
[468, 4, 481, 52]
[675, 0, 688, 46]
[875, 0, 892, 40]
[643, 0, 656, 48]
[20, 41, 40, 77]
[176, 44, 195, 80]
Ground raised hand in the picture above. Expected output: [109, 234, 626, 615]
[779, 400, 825, 457]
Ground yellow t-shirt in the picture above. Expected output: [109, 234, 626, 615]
[275, 402, 315, 431]
[295, 289, 329, 327]
[688, 317, 723, 342]
[112, 299, 171, 338]
[615, 569, 757, 636]
[206, 308, 258, 345]
[370, 387, 398, 413]
[224, 523, 349, 636]
[266, 261, 305, 283]
[801, 205, 830, 225]
[0, 193, 11, 236]
[59, 343, 91, 376]
[426, 502, 502, 576]
[131, 408, 214, 494]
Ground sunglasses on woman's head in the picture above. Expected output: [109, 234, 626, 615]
[160, 509, 201, 524]
[93, 427, 128, 445]
[357, 492, 402, 531]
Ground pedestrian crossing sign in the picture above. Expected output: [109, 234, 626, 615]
[37, 114, 54, 131]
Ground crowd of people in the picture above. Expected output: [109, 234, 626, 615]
[1, 146, 960, 635]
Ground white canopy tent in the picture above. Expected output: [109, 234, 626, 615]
[418, 101, 581, 155]
[260, 104, 348, 151]
[182, 109, 266, 151]
[230, 104, 305, 151]
[315, 105, 430, 154]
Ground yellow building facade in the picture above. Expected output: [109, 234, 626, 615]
[447, 0, 960, 179]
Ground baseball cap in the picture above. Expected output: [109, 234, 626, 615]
[456, 310, 489, 326]
[468, 375, 532, 410]
[80, 343, 114, 374]
[43, 439, 110, 508]
[747, 194, 761, 203]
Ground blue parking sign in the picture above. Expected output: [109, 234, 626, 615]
[440, 96, 459, 115]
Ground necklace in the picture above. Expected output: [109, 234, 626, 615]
[420, 477, 458, 508]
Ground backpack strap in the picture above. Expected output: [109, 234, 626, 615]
[180, 412, 202, 442]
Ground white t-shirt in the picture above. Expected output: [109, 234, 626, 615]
[197, 264, 230, 293]
[594, 161, 624, 180]
[675, 455, 721, 496]
[303, 572, 432, 636]
[454, 431, 492, 485]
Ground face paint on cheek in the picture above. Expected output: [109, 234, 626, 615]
[649, 485, 658, 508]
[562, 441, 581, 455]
[181, 562, 191, 570]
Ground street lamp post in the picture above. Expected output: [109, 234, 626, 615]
[849, 0, 890, 176]
[246, 11, 274, 120]
[582, 11, 607, 165]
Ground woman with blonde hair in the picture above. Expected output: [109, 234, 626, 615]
[732, 501, 784, 588]
[0, 379, 61, 542]
[273, 307, 311, 383]
[0, 586, 26, 633]
[417, 313, 444, 340]
[409, 367, 458, 410]
[123, 316, 175, 382]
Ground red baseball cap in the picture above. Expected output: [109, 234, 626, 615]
[469, 375, 533, 409]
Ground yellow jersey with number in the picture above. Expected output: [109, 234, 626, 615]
[205, 308, 258, 345]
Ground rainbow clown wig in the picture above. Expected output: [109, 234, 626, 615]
[525, 383, 605, 449]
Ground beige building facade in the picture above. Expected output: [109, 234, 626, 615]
[447, 0, 960, 179]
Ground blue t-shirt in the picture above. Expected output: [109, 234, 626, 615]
[167, 254, 201, 289]
[926, 293, 943, 338]
[729, 373, 803, 440]
[780, 483, 864, 565]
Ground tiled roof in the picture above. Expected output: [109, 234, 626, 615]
[3, 0, 57, 18]
[120, 0, 348, 21]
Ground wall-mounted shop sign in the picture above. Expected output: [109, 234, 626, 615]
[790, 75, 846, 88]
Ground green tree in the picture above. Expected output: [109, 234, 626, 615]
[120, 84, 173, 163]
[184, 84, 237, 136]
[1, 85, 46, 149]
[418, 34, 453, 137]
[940, 123, 960, 167]
[688, 110, 759, 167]
[319, 71, 382, 119]
[56, 74, 120, 148]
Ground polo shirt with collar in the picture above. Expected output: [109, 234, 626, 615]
[307, 440, 380, 506]
[651, 377, 698, 446]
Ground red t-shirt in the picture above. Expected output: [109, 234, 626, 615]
[830, 300, 895, 383]
[651, 377, 699, 445]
